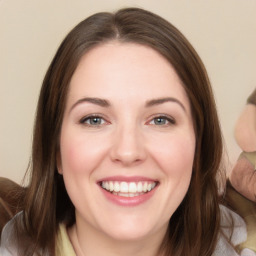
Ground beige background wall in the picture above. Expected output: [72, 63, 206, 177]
[1, 0, 256, 183]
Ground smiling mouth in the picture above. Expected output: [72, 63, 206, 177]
[100, 181, 158, 197]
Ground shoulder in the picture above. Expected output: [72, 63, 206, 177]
[55, 224, 76, 256]
[213, 205, 256, 256]
[1, 213, 76, 256]
[0, 212, 22, 256]
[0, 212, 37, 256]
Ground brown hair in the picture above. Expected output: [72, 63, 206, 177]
[18, 7, 222, 256]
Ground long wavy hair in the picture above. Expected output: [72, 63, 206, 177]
[17, 7, 223, 256]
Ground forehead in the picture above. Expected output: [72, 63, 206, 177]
[67, 42, 190, 108]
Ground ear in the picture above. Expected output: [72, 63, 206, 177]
[56, 152, 63, 175]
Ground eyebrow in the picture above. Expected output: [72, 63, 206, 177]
[70, 96, 186, 113]
[145, 97, 186, 112]
[70, 97, 110, 113]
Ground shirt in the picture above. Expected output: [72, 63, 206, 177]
[1, 205, 255, 256]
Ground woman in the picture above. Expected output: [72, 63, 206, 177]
[0, 7, 249, 256]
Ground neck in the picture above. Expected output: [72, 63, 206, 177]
[68, 221, 166, 256]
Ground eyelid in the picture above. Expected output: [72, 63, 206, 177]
[79, 114, 109, 126]
[147, 114, 176, 126]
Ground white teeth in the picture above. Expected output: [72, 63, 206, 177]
[128, 182, 137, 193]
[120, 182, 129, 192]
[137, 182, 142, 192]
[114, 182, 120, 192]
[109, 181, 114, 192]
[119, 192, 129, 197]
[101, 181, 157, 195]
[143, 182, 148, 192]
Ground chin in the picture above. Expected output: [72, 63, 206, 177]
[105, 227, 154, 242]
[99, 215, 165, 242]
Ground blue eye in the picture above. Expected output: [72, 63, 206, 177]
[149, 116, 175, 126]
[80, 116, 106, 126]
[153, 117, 167, 125]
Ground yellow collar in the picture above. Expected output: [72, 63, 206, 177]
[56, 224, 76, 256]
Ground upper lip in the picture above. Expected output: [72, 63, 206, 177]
[97, 176, 159, 183]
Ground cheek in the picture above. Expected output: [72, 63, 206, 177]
[59, 130, 110, 175]
[59, 131, 110, 210]
[149, 131, 195, 177]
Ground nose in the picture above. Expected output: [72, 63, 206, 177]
[110, 125, 147, 166]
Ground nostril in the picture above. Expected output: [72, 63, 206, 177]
[109, 127, 147, 165]
[110, 144, 146, 165]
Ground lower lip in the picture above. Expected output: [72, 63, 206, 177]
[100, 186, 158, 207]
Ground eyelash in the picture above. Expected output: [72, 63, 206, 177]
[79, 114, 107, 127]
[79, 114, 175, 128]
[148, 115, 176, 126]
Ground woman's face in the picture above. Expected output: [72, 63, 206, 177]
[58, 42, 195, 242]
